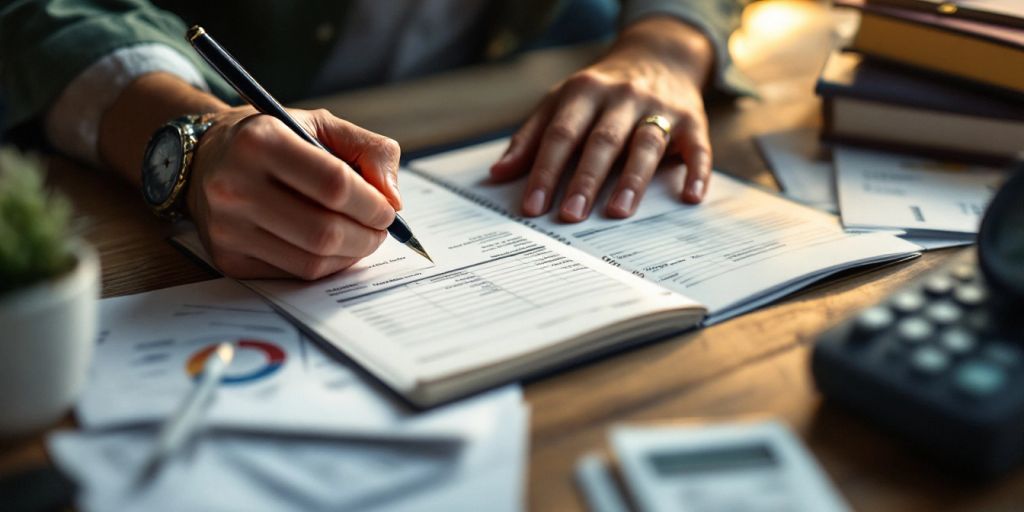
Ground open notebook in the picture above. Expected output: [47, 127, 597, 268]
[174, 139, 921, 407]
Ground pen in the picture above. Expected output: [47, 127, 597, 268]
[186, 25, 432, 263]
[137, 341, 234, 483]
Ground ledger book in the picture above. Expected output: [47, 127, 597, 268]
[174, 139, 921, 407]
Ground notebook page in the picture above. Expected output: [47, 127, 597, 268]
[409, 139, 921, 321]
[174, 171, 703, 392]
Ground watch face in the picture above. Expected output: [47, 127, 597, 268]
[142, 126, 185, 206]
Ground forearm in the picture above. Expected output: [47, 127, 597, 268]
[97, 72, 229, 185]
[611, 16, 715, 88]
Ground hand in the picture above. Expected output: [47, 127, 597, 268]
[186, 107, 402, 280]
[489, 17, 714, 222]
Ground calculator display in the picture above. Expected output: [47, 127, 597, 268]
[648, 443, 778, 477]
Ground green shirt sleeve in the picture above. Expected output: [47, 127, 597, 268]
[0, 0, 235, 132]
[620, 0, 758, 98]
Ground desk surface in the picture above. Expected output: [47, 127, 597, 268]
[4, 2, 1024, 510]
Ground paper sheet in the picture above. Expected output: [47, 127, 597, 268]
[756, 130, 975, 250]
[756, 128, 838, 213]
[81, 278, 514, 439]
[834, 146, 1004, 238]
[409, 139, 921, 321]
[51, 387, 527, 512]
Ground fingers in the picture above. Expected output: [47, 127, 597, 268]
[240, 117, 395, 230]
[521, 94, 600, 217]
[559, 101, 639, 222]
[490, 97, 555, 182]
[245, 183, 388, 259]
[673, 113, 712, 204]
[207, 253, 294, 280]
[606, 119, 672, 217]
[209, 220, 361, 281]
[306, 109, 403, 210]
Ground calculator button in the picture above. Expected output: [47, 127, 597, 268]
[897, 317, 934, 344]
[954, 360, 1007, 397]
[924, 276, 955, 296]
[910, 347, 950, 376]
[939, 328, 977, 355]
[925, 301, 962, 326]
[890, 291, 926, 315]
[855, 306, 895, 335]
[983, 342, 1022, 367]
[950, 264, 975, 281]
[952, 284, 986, 307]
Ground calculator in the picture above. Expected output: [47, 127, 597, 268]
[812, 163, 1024, 476]
[575, 420, 850, 512]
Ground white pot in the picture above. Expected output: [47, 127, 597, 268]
[0, 242, 99, 437]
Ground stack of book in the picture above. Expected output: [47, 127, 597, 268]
[818, 0, 1024, 164]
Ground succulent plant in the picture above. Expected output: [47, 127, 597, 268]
[0, 147, 75, 294]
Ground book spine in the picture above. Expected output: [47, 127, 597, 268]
[407, 168, 574, 246]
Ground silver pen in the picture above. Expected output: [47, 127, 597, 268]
[137, 341, 235, 482]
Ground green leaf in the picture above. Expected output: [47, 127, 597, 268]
[0, 147, 75, 294]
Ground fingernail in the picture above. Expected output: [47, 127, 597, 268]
[610, 188, 636, 215]
[524, 188, 546, 215]
[562, 193, 586, 220]
[691, 178, 705, 199]
[387, 174, 402, 202]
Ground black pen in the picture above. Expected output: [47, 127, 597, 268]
[186, 25, 432, 263]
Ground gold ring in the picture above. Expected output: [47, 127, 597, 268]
[640, 114, 672, 139]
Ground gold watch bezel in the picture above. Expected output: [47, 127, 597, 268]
[144, 114, 213, 221]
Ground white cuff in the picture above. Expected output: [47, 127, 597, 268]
[45, 43, 210, 165]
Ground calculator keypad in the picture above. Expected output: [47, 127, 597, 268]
[840, 254, 1021, 402]
[813, 251, 1024, 475]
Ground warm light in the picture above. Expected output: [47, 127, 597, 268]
[730, 0, 822, 63]
[746, 0, 813, 35]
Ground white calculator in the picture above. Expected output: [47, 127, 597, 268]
[576, 420, 849, 512]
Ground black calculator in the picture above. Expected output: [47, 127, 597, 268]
[812, 163, 1024, 476]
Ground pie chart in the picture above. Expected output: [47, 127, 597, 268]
[185, 339, 286, 384]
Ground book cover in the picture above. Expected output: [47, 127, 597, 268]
[816, 51, 1024, 121]
[838, 0, 1024, 49]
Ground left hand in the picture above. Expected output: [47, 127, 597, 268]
[490, 16, 715, 222]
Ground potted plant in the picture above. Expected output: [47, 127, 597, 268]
[0, 147, 99, 437]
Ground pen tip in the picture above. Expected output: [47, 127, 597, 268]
[405, 237, 433, 263]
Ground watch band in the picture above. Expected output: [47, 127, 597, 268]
[146, 114, 214, 221]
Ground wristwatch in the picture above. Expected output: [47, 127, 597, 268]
[141, 114, 214, 221]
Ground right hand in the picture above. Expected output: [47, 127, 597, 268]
[185, 107, 402, 280]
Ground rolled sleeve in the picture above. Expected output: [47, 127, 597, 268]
[620, 0, 757, 98]
[44, 43, 209, 164]
[0, 0, 235, 135]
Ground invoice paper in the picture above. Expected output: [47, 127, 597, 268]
[834, 146, 1005, 238]
[756, 131, 972, 249]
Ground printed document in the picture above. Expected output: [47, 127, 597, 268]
[410, 139, 921, 321]
[83, 278, 517, 437]
[173, 138, 921, 406]
[834, 146, 1004, 238]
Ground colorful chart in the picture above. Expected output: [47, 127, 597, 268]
[186, 339, 286, 384]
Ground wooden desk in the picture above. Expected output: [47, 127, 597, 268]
[5, 2, 1023, 510]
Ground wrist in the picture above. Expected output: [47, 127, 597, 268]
[98, 72, 229, 186]
[611, 16, 714, 87]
